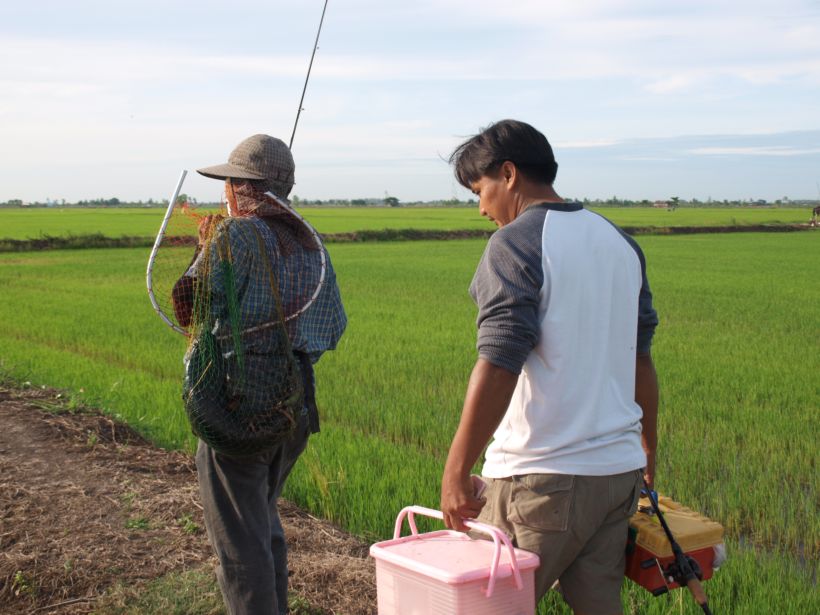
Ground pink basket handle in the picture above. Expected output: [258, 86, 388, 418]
[393, 505, 524, 597]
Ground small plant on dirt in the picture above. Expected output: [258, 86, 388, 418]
[86, 431, 99, 448]
[177, 513, 201, 535]
[120, 490, 138, 508]
[288, 595, 325, 615]
[125, 516, 151, 530]
[12, 570, 35, 597]
[66, 393, 86, 413]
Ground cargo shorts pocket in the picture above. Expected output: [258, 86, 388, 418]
[474, 478, 497, 524]
[622, 470, 643, 516]
[508, 474, 574, 532]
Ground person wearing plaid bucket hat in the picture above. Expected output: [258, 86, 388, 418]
[197, 133, 296, 201]
[179, 134, 346, 615]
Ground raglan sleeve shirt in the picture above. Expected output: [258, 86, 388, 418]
[469, 222, 544, 375]
[633, 240, 659, 354]
[470, 206, 659, 375]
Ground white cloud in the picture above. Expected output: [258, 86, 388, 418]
[617, 156, 680, 162]
[2, 2, 820, 201]
[688, 146, 820, 156]
[645, 74, 702, 95]
[555, 139, 620, 149]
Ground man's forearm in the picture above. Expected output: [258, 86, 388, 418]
[444, 359, 519, 476]
[635, 353, 659, 486]
[441, 358, 518, 530]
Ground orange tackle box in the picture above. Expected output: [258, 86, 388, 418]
[625, 494, 725, 596]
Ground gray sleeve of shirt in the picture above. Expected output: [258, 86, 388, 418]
[619, 232, 659, 354]
[469, 218, 544, 375]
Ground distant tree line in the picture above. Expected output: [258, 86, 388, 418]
[0, 194, 216, 208]
[1, 195, 818, 209]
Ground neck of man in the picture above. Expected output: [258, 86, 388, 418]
[514, 182, 564, 217]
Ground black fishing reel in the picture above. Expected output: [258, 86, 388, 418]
[664, 554, 703, 587]
[638, 553, 702, 597]
[640, 481, 715, 615]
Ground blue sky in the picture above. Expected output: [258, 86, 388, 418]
[2, 0, 819, 203]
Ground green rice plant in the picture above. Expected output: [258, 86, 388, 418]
[0, 206, 812, 240]
[0, 232, 817, 612]
[1, 208, 176, 240]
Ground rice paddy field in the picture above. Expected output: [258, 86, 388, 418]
[0, 205, 813, 240]
[0, 207, 817, 613]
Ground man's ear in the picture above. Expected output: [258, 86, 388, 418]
[500, 160, 518, 188]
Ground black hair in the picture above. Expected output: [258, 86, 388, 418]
[449, 119, 558, 189]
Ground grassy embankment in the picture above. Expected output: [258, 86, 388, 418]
[0, 230, 817, 613]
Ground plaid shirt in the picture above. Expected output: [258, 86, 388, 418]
[192, 216, 346, 364]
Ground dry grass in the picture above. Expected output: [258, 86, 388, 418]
[0, 385, 376, 615]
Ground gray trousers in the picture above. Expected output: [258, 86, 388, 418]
[195, 410, 311, 615]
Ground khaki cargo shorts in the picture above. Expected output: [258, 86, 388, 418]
[476, 469, 642, 614]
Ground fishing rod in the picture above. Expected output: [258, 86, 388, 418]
[289, 0, 329, 149]
[643, 481, 714, 615]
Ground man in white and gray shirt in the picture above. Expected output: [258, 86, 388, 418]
[440, 119, 659, 615]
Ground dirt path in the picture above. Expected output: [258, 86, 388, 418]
[0, 384, 376, 615]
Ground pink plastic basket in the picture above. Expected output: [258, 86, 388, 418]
[369, 506, 540, 615]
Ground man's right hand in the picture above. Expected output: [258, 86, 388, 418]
[440, 469, 486, 532]
[441, 359, 518, 531]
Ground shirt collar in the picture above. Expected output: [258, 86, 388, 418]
[527, 201, 583, 213]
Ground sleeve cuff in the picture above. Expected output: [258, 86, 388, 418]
[478, 346, 527, 375]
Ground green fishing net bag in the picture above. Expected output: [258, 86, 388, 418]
[183, 217, 304, 456]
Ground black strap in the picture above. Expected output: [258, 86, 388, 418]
[295, 351, 320, 434]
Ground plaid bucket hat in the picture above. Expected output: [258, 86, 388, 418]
[197, 134, 295, 199]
